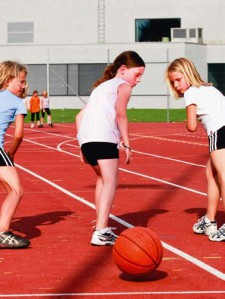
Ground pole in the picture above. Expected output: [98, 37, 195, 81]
[166, 48, 170, 123]
[47, 49, 50, 98]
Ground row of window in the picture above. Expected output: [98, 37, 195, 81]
[26, 63, 225, 97]
[27, 64, 107, 96]
[9, 19, 181, 44]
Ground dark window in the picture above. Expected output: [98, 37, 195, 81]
[27, 64, 47, 94]
[49, 65, 68, 96]
[26, 63, 107, 96]
[135, 18, 181, 42]
[79, 64, 107, 96]
[208, 64, 225, 95]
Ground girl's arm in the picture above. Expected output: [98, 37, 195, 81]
[75, 105, 87, 163]
[75, 105, 86, 133]
[116, 83, 132, 164]
[8, 114, 24, 161]
[186, 104, 198, 132]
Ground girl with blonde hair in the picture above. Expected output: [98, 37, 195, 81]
[166, 57, 225, 242]
[0, 61, 30, 248]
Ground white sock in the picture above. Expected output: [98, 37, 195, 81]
[205, 216, 215, 223]
[99, 227, 109, 234]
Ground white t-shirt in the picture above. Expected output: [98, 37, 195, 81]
[40, 96, 49, 109]
[184, 85, 225, 135]
[77, 77, 128, 146]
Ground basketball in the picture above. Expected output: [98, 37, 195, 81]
[113, 227, 163, 276]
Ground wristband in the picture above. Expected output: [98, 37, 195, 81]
[124, 145, 132, 151]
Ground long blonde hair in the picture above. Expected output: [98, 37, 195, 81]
[92, 50, 145, 89]
[0, 60, 28, 90]
[165, 57, 212, 98]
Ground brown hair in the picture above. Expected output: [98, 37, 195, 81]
[92, 50, 145, 89]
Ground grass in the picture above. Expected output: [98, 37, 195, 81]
[25, 109, 186, 123]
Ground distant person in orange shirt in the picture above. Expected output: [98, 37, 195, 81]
[29, 90, 42, 128]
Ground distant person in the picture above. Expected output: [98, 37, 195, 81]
[0, 60, 30, 248]
[40, 91, 53, 127]
[29, 90, 42, 128]
[166, 57, 225, 242]
[76, 51, 145, 246]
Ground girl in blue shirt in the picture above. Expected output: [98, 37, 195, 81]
[0, 61, 30, 248]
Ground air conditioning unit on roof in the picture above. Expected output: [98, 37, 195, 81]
[171, 28, 203, 44]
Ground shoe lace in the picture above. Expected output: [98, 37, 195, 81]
[106, 227, 117, 237]
[197, 217, 207, 229]
[217, 226, 225, 236]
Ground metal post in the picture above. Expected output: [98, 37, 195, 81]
[166, 48, 170, 123]
[47, 49, 50, 98]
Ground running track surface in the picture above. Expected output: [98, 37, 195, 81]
[0, 122, 225, 299]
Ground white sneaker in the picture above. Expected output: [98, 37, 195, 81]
[31, 123, 34, 128]
[91, 227, 117, 246]
[209, 224, 225, 242]
[193, 216, 217, 236]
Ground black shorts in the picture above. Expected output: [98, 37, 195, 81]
[41, 108, 51, 117]
[0, 148, 14, 166]
[31, 112, 40, 122]
[81, 142, 119, 166]
[209, 126, 225, 152]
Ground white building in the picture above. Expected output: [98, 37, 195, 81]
[0, 0, 225, 109]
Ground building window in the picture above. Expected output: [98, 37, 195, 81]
[208, 64, 225, 95]
[79, 64, 107, 96]
[26, 63, 107, 97]
[8, 22, 34, 43]
[135, 18, 181, 42]
[49, 65, 68, 96]
[68, 65, 79, 96]
[27, 65, 46, 94]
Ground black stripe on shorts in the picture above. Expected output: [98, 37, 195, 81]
[208, 126, 225, 153]
[0, 148, 14, 166]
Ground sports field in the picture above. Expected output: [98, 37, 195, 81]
[0, 121, 224, 298]
[24, 109, 187, 124]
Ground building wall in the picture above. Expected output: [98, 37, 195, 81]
[0, 0, 224, 45]
[0, 0, 224, 108]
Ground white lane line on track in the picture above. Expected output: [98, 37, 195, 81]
[132, 149, 206, 168]
[130, 133, 208, 147]
[21, 137, 207, 196]
[4, 131, 223, 281]
[12, 135, 225, 281]
[1, 290, 225, 297]
[14, 163, 225, 281]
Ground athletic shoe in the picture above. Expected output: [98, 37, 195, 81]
[91, 227, 118, 246]
[0, 231, 30, 249]
[209, 224, 225, 242]
[193, 216, 217, 235]
[49, 123, 53, 127]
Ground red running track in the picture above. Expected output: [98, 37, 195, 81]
[0, 122, 224, 299]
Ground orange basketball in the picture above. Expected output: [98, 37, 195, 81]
[113, 227, 163, 276]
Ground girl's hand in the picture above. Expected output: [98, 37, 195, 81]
[80, 149, 87, 164]
[124, 145, 132, 165]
